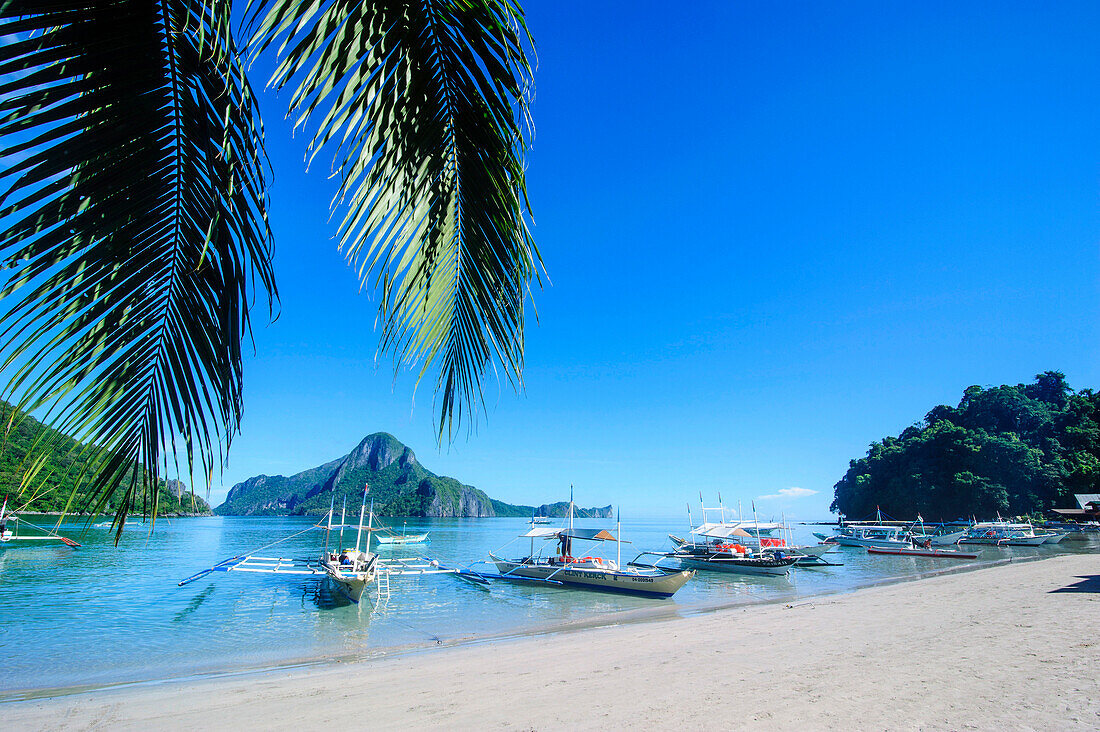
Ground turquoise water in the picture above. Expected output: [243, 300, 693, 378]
[0, 515, 1094, 697]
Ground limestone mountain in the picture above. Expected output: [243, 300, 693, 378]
[215, 433, 611, 518]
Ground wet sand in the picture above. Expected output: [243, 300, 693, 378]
[7, 553, 1099, 731]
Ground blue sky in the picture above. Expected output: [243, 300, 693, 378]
[212, 1, 1100, 518]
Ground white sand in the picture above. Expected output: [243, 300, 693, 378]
[7, 554, 1099, 731]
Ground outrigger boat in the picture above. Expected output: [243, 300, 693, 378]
[0, 496, 80, 548]
[959, 520, 1067, 546]
[640, 499, 802, 577]
[373, 521, 429, 546]
[866, 546, 981, 560]
[468, 491, 694, 599]
[179, 485, 460, 604]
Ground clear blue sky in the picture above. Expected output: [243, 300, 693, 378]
[212, 1, 1100, 519]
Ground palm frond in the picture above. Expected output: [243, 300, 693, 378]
[249, 0, 541, 440]
[0, 0, 276, 533]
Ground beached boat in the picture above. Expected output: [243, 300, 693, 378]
[866, 546, 981, 560]
[476, 493, 694, 599]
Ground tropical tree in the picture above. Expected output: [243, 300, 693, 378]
[0, 0, 539, 531]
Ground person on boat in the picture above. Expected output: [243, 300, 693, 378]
[922, 538, 932, 549]
[340, 552, 351, 565]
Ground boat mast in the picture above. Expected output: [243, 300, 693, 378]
[616, 506, 622, 569]
[326, 495, 334, 551]
[339, 496, 346, 551]
[569, 484, 574, 530]
[718, 491, 725, 524]
[354, 484, 369, 553]
[752, 500, 762, 545]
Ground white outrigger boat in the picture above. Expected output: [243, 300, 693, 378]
[959, 520, 1068, 547]
[466, 491, 694, 599]
[179, 485, 460, 604]
[0, 496, 80, 548]
[638, 499, 812, 577]
[373, 521, 429, 546]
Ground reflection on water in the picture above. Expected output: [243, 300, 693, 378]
[0, 515, 1094, 695]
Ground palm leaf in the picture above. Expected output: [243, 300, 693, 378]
[0, 0, 276, 533]
[249, 0, 541, 440]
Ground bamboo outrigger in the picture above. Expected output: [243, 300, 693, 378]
[0, 496, 81, 548]
[178, 484, 460, 604]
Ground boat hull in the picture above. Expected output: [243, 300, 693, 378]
[375, 533, 429, 545]
[960, 536, 1046, 546]
[867, 547, 980, 559]
[835, 536, 911, 548]
[492, 560, 693, 598]
[676, 555, 795, 576]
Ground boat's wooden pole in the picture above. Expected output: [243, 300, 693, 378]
[616, 506, 622, 568]
[354, 485, 368, 554]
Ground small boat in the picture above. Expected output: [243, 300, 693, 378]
[833, 525, 911, 548]
[374, 532, 430, 545]
[476, 491, 694, 599]
[867, 546, 981, 560]
[0, 497, 80, 548]
[529, 514, 552, 525]
[373, 522, 429, 546]
[909, 529, 967, 546]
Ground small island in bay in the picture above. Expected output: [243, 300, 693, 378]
[215, 431, 611, 518]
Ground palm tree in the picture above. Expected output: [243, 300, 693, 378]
[0, 0, 539, 532]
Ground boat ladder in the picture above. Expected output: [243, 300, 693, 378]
[376, 568, 392, 600]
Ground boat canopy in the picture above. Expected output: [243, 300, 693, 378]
[518, 527, 629, 543]
[693, 525, 754, 539]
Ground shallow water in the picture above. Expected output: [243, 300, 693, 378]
[0, 515, 1093, 696]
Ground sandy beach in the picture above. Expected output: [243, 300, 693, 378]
[7, 553, 1098, 731]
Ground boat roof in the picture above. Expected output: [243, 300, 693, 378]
[693, 524, 755, 539]
[519, 527, 629, 543]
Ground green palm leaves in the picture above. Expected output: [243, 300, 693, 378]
[0, 0, 537, 526]
[250, 0, 540, 439]
[0, 0, 274, 530]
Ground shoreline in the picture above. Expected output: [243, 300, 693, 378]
[6, 553, 1098, 729]
[0, 551, 1057, 703]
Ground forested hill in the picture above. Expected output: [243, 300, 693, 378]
[216, 432, 612, 519]
[831, 372, 1099, 520]
[0, 401, 211, 515]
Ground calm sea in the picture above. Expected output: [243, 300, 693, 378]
[0, 515, 1093, 697]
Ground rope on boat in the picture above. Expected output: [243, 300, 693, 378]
[177, 520, 325, 586]
[9, 516, 81, 547]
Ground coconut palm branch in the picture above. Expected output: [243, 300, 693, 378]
[0, 0, 275, 533]
[249, 0, 541, 440]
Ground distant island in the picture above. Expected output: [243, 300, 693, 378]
[0, 400, 212, 516]
[831, 371, 1099, 521]
[216, 432, 612, 519]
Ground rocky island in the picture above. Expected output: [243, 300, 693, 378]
[215, 432, 611, 519]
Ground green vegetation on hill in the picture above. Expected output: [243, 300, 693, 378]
[217, 432, 613, 518]
[831, 372, 1099, 520]
[0, 401, 211, 516]
[216, 432, 499, 517]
